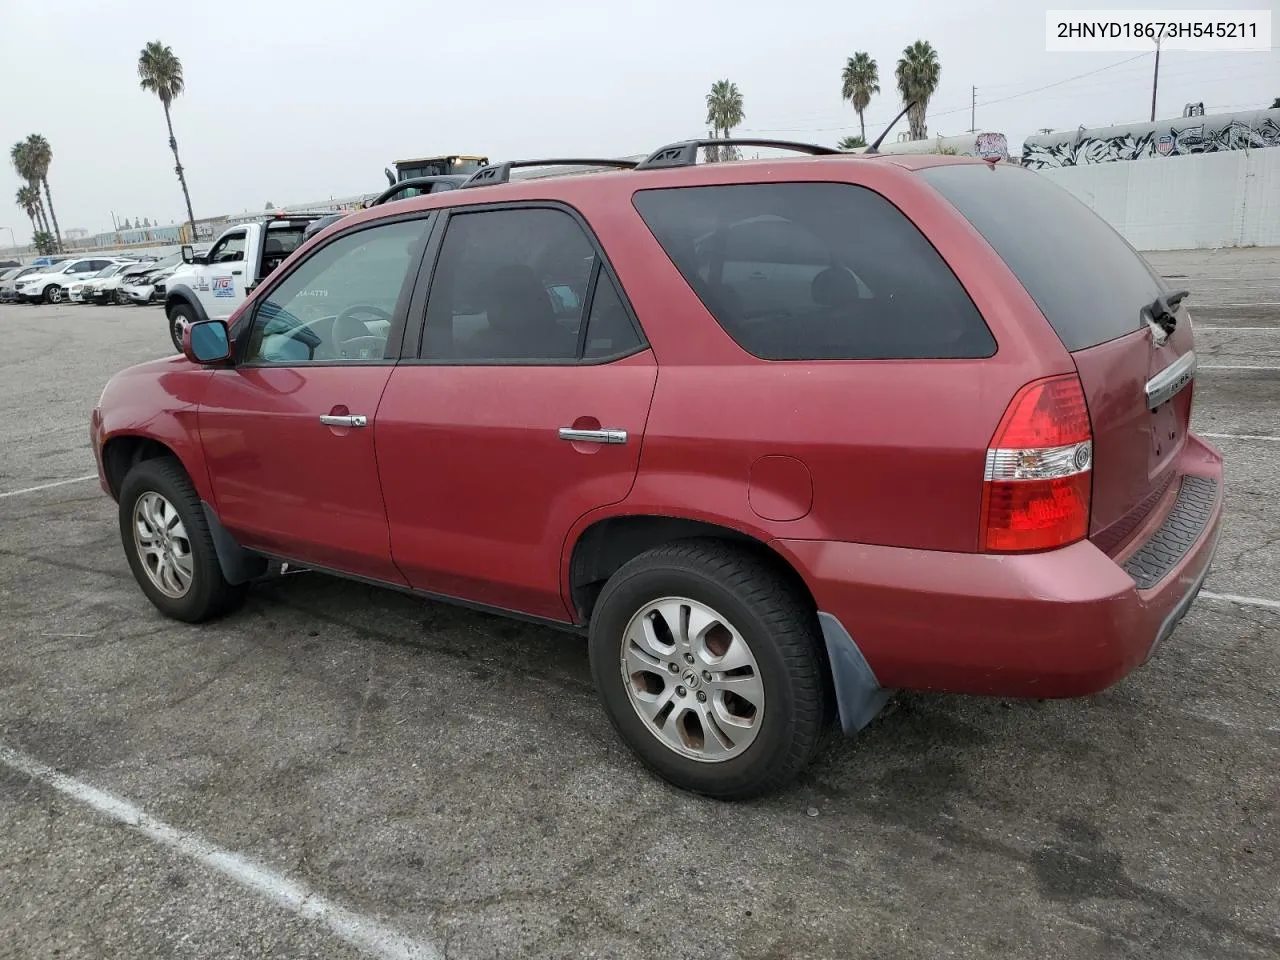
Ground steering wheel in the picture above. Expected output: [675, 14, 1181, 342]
[332, 303, 393, 343]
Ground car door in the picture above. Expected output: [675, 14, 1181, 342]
[198, 228, 249, 321]
[198, 214, 435, 582]
[376, 204, 657, 620]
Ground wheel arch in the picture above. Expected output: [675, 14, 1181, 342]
[564, 512, 819, 627]
[164, 286, 209, 323]
[101, 434, 191, 501]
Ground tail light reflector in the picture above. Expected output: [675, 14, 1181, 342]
[981, 374, 1093, 553]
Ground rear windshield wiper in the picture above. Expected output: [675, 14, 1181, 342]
[1144, 288, 1190, 336]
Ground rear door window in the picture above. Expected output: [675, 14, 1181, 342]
[918, 163, 1165, 351]
[422, 207, 622, 362]
[632, 182, 995, 360]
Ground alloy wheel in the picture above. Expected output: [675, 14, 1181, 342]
[620, 597, 765, 762]
[132, 491, 194, 598]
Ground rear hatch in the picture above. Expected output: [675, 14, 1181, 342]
[919, 162, 1195, 553]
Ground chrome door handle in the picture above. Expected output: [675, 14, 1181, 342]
[559, 427, 627, 444]
[319, 414, 367, 428]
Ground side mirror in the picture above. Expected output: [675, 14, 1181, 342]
[181, 244, 196, 264]
[183, 319, 231, 365]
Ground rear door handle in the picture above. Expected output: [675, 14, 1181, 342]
[231, 269, 243, 275]
[558, 427, 627, 444]
[320, 414, 367, 428]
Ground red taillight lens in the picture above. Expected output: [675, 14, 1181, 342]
[981, 374, 1093, 553]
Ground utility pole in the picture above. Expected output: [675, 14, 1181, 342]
[1149, 37, 1161, 122]
[969, 86, 977, 133]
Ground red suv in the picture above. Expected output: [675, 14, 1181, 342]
[91, 141, 1224, 799]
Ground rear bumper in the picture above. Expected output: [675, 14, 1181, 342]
[778, 435, 1224, 707]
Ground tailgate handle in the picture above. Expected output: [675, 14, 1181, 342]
[1145, 351, 1197, 410]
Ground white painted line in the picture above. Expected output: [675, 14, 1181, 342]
[0, 744, 438, 960]
[1199, 433, 1280, 441]
[0, 474, 98, 499]
[1194, 326, 1280, 332]
[1198, 364, 1280, 371]
[1199, 591, 1280, 612]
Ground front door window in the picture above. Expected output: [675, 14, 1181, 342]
[242, 218, 432, 364]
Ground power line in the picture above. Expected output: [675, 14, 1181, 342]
[741, 52, 1156, 135]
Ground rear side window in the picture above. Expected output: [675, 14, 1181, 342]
[632, 182, 994, 360]
[919, 163, 1165, 351]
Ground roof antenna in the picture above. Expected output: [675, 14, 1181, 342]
[865, 100, 918, 155]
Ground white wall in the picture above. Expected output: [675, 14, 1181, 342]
[1038, 149, 1280, 251]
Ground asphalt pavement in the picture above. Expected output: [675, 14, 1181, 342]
[1, 248, 1277, 959]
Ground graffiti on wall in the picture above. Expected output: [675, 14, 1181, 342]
[1022, 111, 1280, 169]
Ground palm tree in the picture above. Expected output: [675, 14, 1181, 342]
[10, 141, 49, 235]
[841, 53, 880, 143]
[23, 134, 62, 251]
[895, 40, 941, 140]
[15, 185, 41, 237]
[138, 40, 196, 233]
[705, 80, 745, 162]
[837, 135, 867, 150]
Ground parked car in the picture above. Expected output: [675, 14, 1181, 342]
[0, 264, 48, 302]
[90, 258, 163, 305]
[15, 256, 131, 304]
[91, 144, 1223, 799]
[71, 262, 139, 304]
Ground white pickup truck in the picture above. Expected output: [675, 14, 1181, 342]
[164, 212, 328, 351]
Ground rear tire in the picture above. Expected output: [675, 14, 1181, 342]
[588, 539, 828, 800]
[168, 303, 195, 352]
[118, 457, 248, 623]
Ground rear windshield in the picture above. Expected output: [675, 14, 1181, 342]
[632, 182, 995, 361]
[918, 163, 1165, 351]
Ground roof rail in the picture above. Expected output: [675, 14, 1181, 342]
[635, 138, 841, 170]
[460, 158, 639, 189]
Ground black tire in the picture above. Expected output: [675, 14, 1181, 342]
[168, 303, 194, 352]
[588, 539, 828, 800]
[118, 457, 248, 623]
[43, 285, 62, 304]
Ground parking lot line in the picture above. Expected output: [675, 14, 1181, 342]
[1200, 433, 1279, 441]
[1198, 364, 1280, 371]
[0, 474, 98, 500]
[1200, 592, 1280, 612]
[1194, 327, 1279, 332]
[0, 744, 439, 960]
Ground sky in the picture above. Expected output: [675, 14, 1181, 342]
[1, 0, 1276, 243]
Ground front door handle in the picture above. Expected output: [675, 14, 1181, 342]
[559, 427, 627, 444]
[320, 414, 367, 428]
[231, 269, 243, 275]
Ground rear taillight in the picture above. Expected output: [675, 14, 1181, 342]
[981, 373, 1092, 553]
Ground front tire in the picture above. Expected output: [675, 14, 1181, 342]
[118, 457, 248, 622]
[168, 303, 195, 352]
[44, 285, 62, 304]
[588, 540, 828, 799]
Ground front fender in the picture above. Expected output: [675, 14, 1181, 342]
[95, 358, 217, 505]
